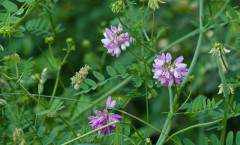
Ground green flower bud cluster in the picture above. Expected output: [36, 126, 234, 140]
[148, 0, 166, 11]
[0, 26, 15, 37]
[66, 37, 74, 48]
[110, 0, 125, 13]
[45, 36, 54, 45]
[209, 43, 230, 56]
[218, 83, 234, 95]
[71, 65, 91, 90]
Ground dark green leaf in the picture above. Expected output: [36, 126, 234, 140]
[199, 134, 208, 145]
[226, 131, 233, 145]
[227, 6, 238, 19]
[93, 71, 105, 81]
[236, 131, 240, 145]
[84, 78, 96, 86]
[210, 134, 220, 145]
[115, 62, 126, 76]
[0, 44, 3, 51]
[37, 110, 51, 115]
[50, 128, 58, 139]
[80, 82, 89, 90]
[1, 0, 18, 12]
[106, 66, 116, 76]
[38, 126, 46, 134]
[132, 76, 142, 87]
[183, 138, 195, 145]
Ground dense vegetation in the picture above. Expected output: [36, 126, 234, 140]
[0, 0, 240, 144]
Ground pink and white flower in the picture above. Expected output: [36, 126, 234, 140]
[101, 23, 133, 57]
[152, 53, 189, 86]
[88, 96, 122, 135]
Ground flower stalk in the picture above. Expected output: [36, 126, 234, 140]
[216, 55, 229, 145]
[62, 121, 118, 145]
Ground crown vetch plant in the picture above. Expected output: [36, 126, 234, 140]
[101, 23, 133, 57]
[152, 52, 189, 86]
[88, 96, 122, 135]
[1, 0, 240, 145]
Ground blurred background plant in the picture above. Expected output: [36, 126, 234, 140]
[0, 0, 240, 144]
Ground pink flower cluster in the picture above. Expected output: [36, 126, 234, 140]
[88, 96, 122, 135]
[152, 53, 189, 86]
[101, 23, 133, 57]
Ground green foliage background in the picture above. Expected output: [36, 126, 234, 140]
[1, 0, 240, 144]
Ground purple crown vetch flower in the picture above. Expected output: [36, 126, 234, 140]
[152, 53, 189, 86]
[101, 23, 133, 57]
[88, 96, 122, 135]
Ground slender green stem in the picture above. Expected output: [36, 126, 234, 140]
[50, 51, 70, 105]
[142, 28, 150, 41]
[18, 106, 43, 145]
[62, 121, 118, 145]
[177, 83, 193, 111]
[220, 54, 235, 79]
[8, 37, 19, 79]
[116, 122, 119, 145]
[213, 0, 230, 20]
[69, 95, 81, 119]
[48, 44, 55, 61]
[217, 56, 229, 145]
[1, 92, 179, 145]
[0, 73, 80, 142]
[165, 119, 223, 143]
[117, 14, 160, 55]
[181, 0, 204, 87]
[156, 85, 174, 145]
[12, 0, 42, 28]
[144, 58, 150, 138]
[168, 85, 173, 113]
[136, 39, 161, 55]
[126, 47, 150, 66]
[157, 0, 204, 144]
[71, 77, 132, 120]
[151, 10, 155, 46]
[46, 8, 63, 49]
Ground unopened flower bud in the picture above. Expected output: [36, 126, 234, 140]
[218, 83, 234, 95]
[45, 36, 54, 45]
[187, 75, 194, 83]
[148, 0, 166, 11]
[0, 99, 7, 106]
[145, 138, 151, 143]
[82, 39, 91, 48]
[13, 53, 20, 62]
[209, 43, 230, 56]
[31, 73, 40, 82]
[110, 0, 125, 13]
[66, 37, 74, 48]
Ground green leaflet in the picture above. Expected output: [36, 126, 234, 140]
[106, 66, 117, 77]
[1, 0, 18, 12]
[93, 71, 105, 81]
